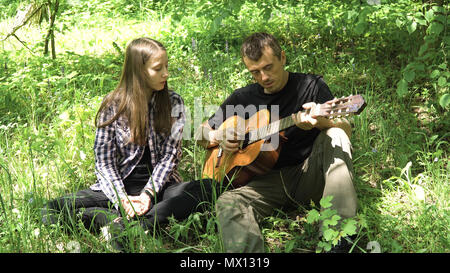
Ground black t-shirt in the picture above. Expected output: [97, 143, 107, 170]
[208, 72, 334, 169]
[125, 145, 153, 182]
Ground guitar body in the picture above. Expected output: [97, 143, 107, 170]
[202, 109, 284, 187]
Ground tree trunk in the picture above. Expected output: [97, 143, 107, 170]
[44, 0, 59, 59]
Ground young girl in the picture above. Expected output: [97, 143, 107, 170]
[42, 38, 219, 251]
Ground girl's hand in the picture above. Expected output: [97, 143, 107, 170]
[131, 193, 152, 216]
[121, 194, 152, 218]
[121, 198, 137, 218]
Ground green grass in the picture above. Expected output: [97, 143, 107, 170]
[0, 0, 448, 253]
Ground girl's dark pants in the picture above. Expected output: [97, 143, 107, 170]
[42, 172, 222, 234]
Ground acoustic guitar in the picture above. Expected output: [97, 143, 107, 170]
[202, 94, 367, 188]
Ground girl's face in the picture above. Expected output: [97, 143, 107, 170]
[145, 49, 169, 92]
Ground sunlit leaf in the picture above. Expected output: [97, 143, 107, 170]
[66, 71, 78, 79]
[323, 214, 341, 227]
[438, 76, 447, 87]
[430, 70, 440, 78]
[323, 228, 338, 241]
[341, 219, 357, 236]
[320, 195, 333, 209]
[396, 79, 408, 97]
[404, 70, 415, 83]
[428, 22, 443, 36]
[306, 209, 320, 224]
[439, 93, 450, 108]
[354, 22, 367, 35]
[425, 9, 434, 22]
[407, 21, 417, 34]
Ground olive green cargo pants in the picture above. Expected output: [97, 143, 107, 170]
[216, 127, 358, 253]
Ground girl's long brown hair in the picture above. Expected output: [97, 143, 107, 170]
[95, 38, 171, 146]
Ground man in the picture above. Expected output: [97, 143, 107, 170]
[195, 32, 357, 253]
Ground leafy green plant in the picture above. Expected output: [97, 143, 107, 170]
[306, 196, 362, 253]
[395, 4, 448, 108]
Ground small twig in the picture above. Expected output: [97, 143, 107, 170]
[293, 247, 315, 253]
[12, 34, 35, 55]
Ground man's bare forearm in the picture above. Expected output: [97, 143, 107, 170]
[194, 122, 219, 148]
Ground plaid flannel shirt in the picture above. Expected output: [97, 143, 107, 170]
[90, 90, 185, 208]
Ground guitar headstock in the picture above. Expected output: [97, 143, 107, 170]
[316, 94, 367, 119]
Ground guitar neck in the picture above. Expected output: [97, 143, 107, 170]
[247, 114, 295, 144]
[243, 95, 366, 145]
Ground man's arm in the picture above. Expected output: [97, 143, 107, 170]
[194, 121, 219, 149]
[195, 121, 241, 152]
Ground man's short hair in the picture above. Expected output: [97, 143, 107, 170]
[240, 32, 282, 61]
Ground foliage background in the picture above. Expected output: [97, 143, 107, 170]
[0, 0, 448, 253]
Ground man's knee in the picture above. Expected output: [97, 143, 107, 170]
[216, 191, 243, 212]
[317, 127, 352, 153]
[324, 127, 349, 141]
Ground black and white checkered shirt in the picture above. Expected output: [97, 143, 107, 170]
[90, 90, 185, 208]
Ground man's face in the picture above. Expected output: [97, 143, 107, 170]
[243, 46, 288, 94]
